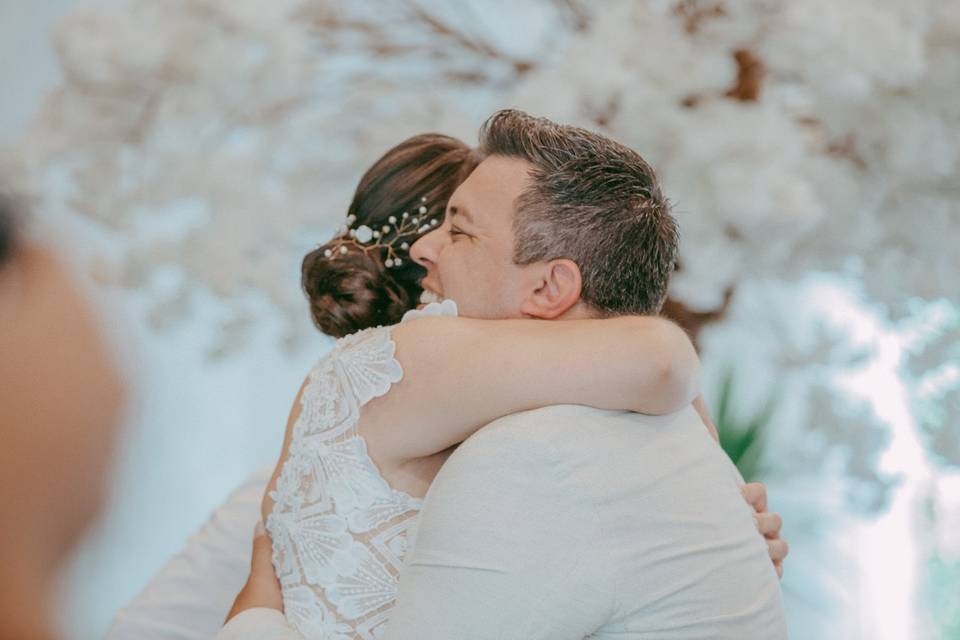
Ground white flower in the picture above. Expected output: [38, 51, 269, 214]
[355, 225, 373, 243]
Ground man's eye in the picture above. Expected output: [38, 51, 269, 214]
[450, 227, 467, 238]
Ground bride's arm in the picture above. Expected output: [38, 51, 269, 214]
[692, 395, 720, 442]
[361, 315, 699, 463]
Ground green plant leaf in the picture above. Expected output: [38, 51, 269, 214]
[713, 368, 779, 482]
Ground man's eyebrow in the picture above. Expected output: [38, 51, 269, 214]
[448, 205, 475, 226]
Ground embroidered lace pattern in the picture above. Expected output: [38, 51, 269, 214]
[266, 300, 457, 639]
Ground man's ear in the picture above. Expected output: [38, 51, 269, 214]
[519, 259, 583, 319]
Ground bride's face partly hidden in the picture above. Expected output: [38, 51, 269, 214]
[0, 244, 125, 635]
[410, 155, 542, 320]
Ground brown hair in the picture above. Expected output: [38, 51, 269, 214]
[302, 134, 479, 337]
[478, 110, 678, 316]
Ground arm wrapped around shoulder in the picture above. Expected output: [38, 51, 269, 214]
[367, 313, 701, 463]
[627, 316, 701, 415]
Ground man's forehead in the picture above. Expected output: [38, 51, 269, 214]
[449, 155, 533, 225]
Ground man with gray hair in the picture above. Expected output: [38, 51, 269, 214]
[383, 110, 786, 638]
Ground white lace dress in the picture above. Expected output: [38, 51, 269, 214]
[265, 300, 458, 640]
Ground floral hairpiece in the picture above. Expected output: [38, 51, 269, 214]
[323, 197, 439, 268]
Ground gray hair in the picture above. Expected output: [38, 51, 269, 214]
[478, 109, 678, 316]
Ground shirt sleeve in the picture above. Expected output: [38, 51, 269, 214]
[215, 609, 301, 640]
[383, 419, 613, 640]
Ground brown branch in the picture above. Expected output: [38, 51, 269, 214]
[673, 0, 726, 35]
[401, 0, 536, 75]
[725, 49, 764, 102]
[661, 284, 735, 349]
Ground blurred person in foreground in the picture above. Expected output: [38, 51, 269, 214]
[0, 193, 126, 640]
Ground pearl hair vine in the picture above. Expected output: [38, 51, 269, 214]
[322, 197, 440, 268]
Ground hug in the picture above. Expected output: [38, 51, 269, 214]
[0, 110, 788, 640]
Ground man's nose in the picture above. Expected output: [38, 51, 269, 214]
[410, 227, 447, 268]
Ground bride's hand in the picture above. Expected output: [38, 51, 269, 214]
[224, 521, 284, 623]
[741, 483, 788, 579]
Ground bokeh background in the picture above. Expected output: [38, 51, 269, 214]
[1, 1, 958, 638]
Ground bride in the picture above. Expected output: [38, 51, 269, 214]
[220, 133, 782, 638]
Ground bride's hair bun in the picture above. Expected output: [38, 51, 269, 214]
[302, 134, 478, 337]
[301, 245, 414, 338]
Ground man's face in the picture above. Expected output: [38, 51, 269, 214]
[410, 155, 543, 319]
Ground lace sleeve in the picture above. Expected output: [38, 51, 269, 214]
[264, 301, 460, 637]
[280, 325, 403, 453]
[295, 297, 457, 441]
[265, 323, 431, 637]
[398, 298, 458, 324]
